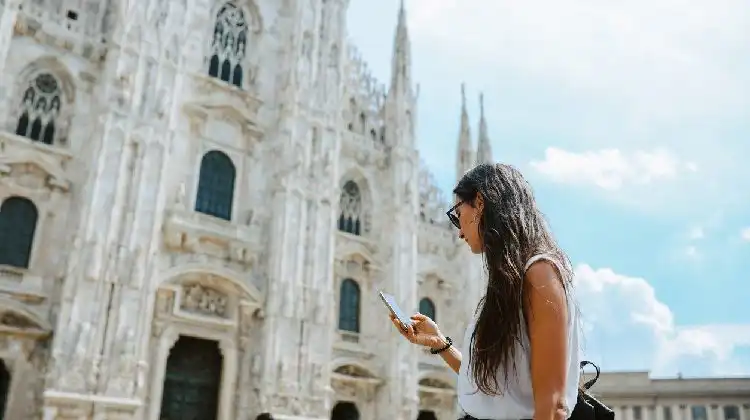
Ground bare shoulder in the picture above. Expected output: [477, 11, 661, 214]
[524, 259, 563, 289]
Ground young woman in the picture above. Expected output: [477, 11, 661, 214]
[391, 163, 581, 420]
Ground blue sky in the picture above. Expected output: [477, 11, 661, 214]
[346, 0, 750, 377]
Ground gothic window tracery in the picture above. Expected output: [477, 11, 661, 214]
[419, 297, 436, 322]
[208, 2, 248, 88]
[338, 181, 362, 235]
[0, 197, 38, 269]
[15, 73, 62, 145]
[338, 278, 360, 333]
[195, 150, 236, 221]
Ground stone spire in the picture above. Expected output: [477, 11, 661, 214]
[476, 92, 493, 164]
[388, 0, 413, 98]
[456, 83, 474, 182]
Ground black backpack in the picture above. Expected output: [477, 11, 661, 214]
[570, 361, 615, 420]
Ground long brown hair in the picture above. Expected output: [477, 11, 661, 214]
[453, 163, 573, 395]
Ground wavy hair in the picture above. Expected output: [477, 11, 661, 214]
[453, 163, 573, 396]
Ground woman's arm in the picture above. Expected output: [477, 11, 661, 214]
[524, 261, 570, 420]
[431, 336, 462, 374]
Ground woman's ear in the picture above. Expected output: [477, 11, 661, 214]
[475, 193, 484, 214]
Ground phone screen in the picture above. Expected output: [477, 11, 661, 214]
[379, 291, 413, 327]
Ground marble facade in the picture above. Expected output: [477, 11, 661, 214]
[0, 0, 488, 418]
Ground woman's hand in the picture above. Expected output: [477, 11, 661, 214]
[390, 313, 446, 349]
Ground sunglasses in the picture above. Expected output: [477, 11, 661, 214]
[446, 202, 462, 229]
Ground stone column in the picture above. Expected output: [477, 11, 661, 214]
[146, 327, 179, 420]
[680, 405, 689, 420]
[218, 340, 238, 420]
[741, 404, 750, 420]
[0, 0, 20, 122]
[711, 405, 721, 420]
[622, 406, 631, 420]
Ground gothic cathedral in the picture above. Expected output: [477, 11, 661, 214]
[0, 0, 493, 418]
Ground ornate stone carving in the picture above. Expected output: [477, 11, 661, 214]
[334, 364, 373, 378]
[180, 283, 228, 317]
[0, 311, 39, 329]
[419, 377, 453, 389]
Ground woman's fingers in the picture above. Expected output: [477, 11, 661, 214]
[411, 313, 427, 321]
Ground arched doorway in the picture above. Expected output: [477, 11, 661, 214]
[417, 411, 437, 420]
[159, 336, 222, 420]
[0, 361, 9, 419]
[331, 401, 359, 420]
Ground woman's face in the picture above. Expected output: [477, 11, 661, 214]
[451, 197, 484, 254]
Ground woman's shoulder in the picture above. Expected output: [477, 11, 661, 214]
[524, 253, 564, 273]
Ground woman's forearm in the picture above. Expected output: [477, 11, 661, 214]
[440, 346, 462, 373]
[432, 336, 462, 373]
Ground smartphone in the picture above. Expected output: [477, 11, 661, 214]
[378, 290, 413, 329]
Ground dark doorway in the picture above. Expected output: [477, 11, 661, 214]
[417, 411, 438, 420]
[159, 336, 222, 420]
[0, 361, 9, 420]
[331, 401, 360, 420]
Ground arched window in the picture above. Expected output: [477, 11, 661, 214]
[338, 181, 362, 235]
[15, 73, 62, 145]
[338, 279, 360, 333]
[0, 197, 39, 269]
[208, 2, 247, 88]
[419, 297, 436, 322]
[195, 151, 236, 221]
[331, 401, 360, 420]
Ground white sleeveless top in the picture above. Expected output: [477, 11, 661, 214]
[456, 254, 581, 419]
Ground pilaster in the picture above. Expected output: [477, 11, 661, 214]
[0, 0, 20, 110]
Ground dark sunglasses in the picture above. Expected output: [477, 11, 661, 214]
[446, 202, 462, 229]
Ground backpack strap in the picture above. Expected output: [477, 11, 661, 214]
[580, 360, 601, 390]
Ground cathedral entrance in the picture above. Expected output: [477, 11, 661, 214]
[331, 401, 360, 420]
[0, 361, 9, 419]
[159, 336, 222, 420]
[417, 411, 437, 420]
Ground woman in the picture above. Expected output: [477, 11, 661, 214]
[391, 163, 581, 420]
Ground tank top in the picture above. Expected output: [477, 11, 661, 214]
[456, 254, 581, 419]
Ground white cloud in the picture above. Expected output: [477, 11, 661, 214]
[688, 226, 704, 240]
[683, 245, 700, 260]
[408, 0, 749, 121]
[574, 264, 750, 376]
[741, 227, 750, 242]
[529, 147, 687, 191]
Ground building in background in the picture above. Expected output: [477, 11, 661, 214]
[0, 0, 494, 419]
[0, 0, 744, 419]
[584, 372, 750, 420]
